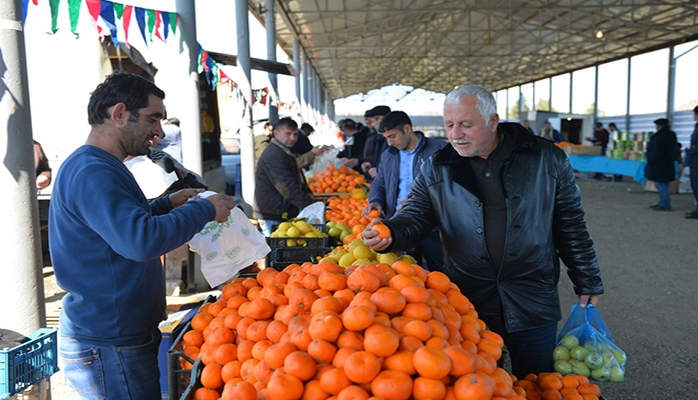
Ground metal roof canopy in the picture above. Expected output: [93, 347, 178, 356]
[248, 0, 698, 100]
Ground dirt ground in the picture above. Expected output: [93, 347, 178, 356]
[38, 173, 697, 400]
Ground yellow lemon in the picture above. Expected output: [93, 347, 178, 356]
[352, 244, 373, 260]
[338, 253, 356, 268]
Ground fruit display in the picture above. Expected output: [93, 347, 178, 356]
[323, 195, 371, 228]
[269, 219, 327, 247]
[319, 238, 414, 268]
[513, 372, 603, 400]
[553, 333, 626, 382]
[178, 260, 608, 400]
[308, 164, 370, 194]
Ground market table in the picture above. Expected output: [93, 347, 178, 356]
[567, 155, 647, 184]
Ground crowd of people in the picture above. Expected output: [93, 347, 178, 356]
[43, 71, 698, 398]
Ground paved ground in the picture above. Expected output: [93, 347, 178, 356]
[39, 173, 697, 400]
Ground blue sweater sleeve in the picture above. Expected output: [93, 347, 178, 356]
[67, 164, 216, 261]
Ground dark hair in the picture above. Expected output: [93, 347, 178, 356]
[340, 119, 358, 132]
[378, 111, 412, 133]
[87, 71, 165, 125]
[273, 117, 298, 133]
[300, 122, 315, 134]
[264, 121, 273, 129]
[608, 122, 617, 129]
[595, 122, 603, 128]
[694, 106, 698, 114]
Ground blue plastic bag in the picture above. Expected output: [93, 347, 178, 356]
[552, 304, 626, 382]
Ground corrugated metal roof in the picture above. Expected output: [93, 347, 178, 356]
[248, 0, 698, 99]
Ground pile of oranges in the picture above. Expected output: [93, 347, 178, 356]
[513, 372, 602, 400]
[177, 259, 605, 400]
[308, 164, 369, 194]
[323, 196, 373, 229]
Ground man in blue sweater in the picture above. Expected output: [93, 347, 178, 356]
[363, 111, 447, 270]
[49, 72, 235, 399]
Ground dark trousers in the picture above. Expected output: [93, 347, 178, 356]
[689, 167, 698, 211]
[499, 323, 557, 379]
[410, 228, 444, 271]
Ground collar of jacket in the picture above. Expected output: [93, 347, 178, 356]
[386, 131, 426, 156]
[431, 122, 541, 198]
[270, 137, 295, 157]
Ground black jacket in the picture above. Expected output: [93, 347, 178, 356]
[645, 127, 678, 183]
[253, 139, 315, 220]
[382, 123, 603, 333]
[683, 122, 698, 168]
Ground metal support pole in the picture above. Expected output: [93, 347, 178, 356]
[265, 0, 278, 123]
[293, 40, 301, 118]
[236, 0, 254, 207]
[667, 46, 676, 124]
[0, 0, 47, 336]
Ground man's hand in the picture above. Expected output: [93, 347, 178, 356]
[578, 294, 601, 308]
[362, 202, 383, 217]
[341, 158, 359, 168]
[312, 145, 331, 156]
[204, 194, 237, 223]
[368, 167, 378, 179]
[36, 175, 50, 190]
[168, 188, 205, 208]
[361, 161, 372, 172]
[363, 219, 391, 251]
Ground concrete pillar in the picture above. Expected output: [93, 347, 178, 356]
[174, 0, 203, 177]
[265, 0, 278, 123]
[293, 40, 301, 118]
[0, 0, 46, 335]
[236, 0, 254, 206]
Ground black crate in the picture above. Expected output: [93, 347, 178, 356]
[265, 246, 332, 270]
[266, 236, 329, 249]
[166, 296, 215, 400]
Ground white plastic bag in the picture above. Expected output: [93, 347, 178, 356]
[312, 147, 339, 175]
[188, 195, 270, 287]
[297, 201, 326, 225]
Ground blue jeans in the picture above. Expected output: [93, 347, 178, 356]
[499, 323, 557, 379]
[257, 219, 282, 237]
[58, 331, 162, 400]
[654, 181, 671, 208]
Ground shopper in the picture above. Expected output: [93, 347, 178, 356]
[645, 118, 678, 211]
[587, 122, 611, 179]
[362, 111, 446, 270]
[33, 140, 52, 190]
[684, 106, 698, 219]
[253, 117, 317, 236]
[540, 121, 562, 143]
[361, 105, 391, 180]
[49, 72, 236, 399]
[363, 84, 604, 379]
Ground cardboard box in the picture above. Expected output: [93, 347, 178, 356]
[644, 179, 679, 194]
[563, 145, 603, 155]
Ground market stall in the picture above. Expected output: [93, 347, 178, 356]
[567, 155, 647, 184]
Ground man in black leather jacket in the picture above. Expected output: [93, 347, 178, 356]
[363, 84, 604, 379]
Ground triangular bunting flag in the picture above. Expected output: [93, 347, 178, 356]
[146, 9, 155, 41]
[122, 5, 132, 48]
[134, 7, 147, 46]
[100, 1, 118, 46]
[49, 0, 60, 34]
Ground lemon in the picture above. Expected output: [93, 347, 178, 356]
[295, 220, 312, 234]
[338, 253, 356, 268]
[278, 222, 292, 232]
[352, 244, 373, 260]
[330, 249, 348, 262]
[319, 257, 337, 264]
[346, 240, 363, 253]
[398, 254, 417, 264]
[351, 258, 371, 266]
[377, 252, 399, 265]
[328, 227, 341, 238]
[286, 239, 297, 246]
[286, 226, 301, 238]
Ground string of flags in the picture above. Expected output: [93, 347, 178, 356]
[22, 0, 292, 108]
[22, 0, 177, 48]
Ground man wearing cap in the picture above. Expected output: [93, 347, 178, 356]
[645, 118, 678, 211]
[361, 105, 391, 180]
[685, 106, 698, 219]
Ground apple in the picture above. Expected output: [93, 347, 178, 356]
[584, 352, 604, 370]
[609, 365, 625, 382]
[584, 341, 597, 354]
[591, 365, 611, 381]
[559, 334, 579, 349]
[553, 360, 573, 375]
[571, 360, 590, 377]
[552, 346, 570, 361]
[569, 345, 587, 361]
[601, 351, 618, 368]
[611, 348, 627, 367]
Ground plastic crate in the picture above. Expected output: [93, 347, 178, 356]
[166, 296, 215, 400]
[0, 328, 58, 399]
[265, 246, 332, 270]
[266, 236, 329, 249]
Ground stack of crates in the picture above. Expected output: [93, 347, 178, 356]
[0, 328, 58, 399]
[265, 224, 332, 270]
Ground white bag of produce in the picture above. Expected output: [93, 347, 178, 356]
[188, 193, 270, 287]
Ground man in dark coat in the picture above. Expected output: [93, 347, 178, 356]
[645, 118, 678, 211]
[361, 105, 391, 180]
[253, 117, 317, 235]
[337, 119, 369, 172]
[685, 107, 698, 219]
[363, 84, 603, 379]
